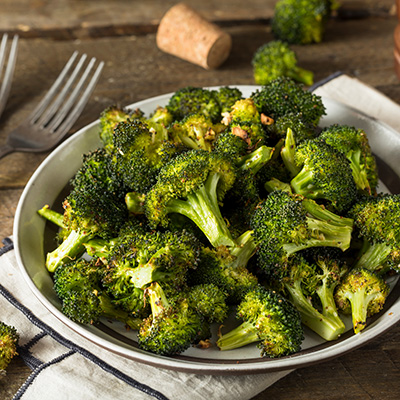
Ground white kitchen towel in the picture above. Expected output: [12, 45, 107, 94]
[0, 237, 290, 400]
[1, 72, 400, 400]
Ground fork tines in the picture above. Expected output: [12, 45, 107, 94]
[0, 34, 19, 119]
[31, 51, 104, 134]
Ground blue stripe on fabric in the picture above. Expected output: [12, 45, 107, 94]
[0, 238, 170, 400]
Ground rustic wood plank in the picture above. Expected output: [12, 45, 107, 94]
[0, 0, 396, 38]
[1, 12, 400, 400]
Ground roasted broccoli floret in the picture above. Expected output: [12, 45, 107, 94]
[102, 229, 200, 313]
[319, 124, 379, 195]
[213, 86, 243, 114]
[278, 253, 347, 340]
[147, 106, 174, 129]
[212, 129, 249, 159]
[83, 216, 147, 260]
[252, 40, 314, 86]
[291, 139, 358, 212]
[188, 246, 258, 304]
[226, 98, 267, 149]
[251, 77, 326, 127]
[99, 105, 132, 150]
[217, 285, 303, 357]
[334, 268, 390, 334]
[268, 112, 319, 144]
[113, 118, 182, 193]
[166, 86, 222, 123]
[348, 194, 400, 274]
[271, 0, 334, 45]
[0, 322, 19, 374]
[250, 190, 354, 274]
[45, 148, 129, 272]
[144, 149, 256, 268]
[53, 258, 142, 329]
[169, 113, 225, 151]
[138, 282, 205, 355]
[187, 283, 229, 323]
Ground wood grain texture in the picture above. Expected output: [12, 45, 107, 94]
[0, 1, 400, 398]
[0, 0, 396, 38]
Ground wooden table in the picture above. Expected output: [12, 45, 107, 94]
[1, 1, 400, 398]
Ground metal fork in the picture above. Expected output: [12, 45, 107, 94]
[0, 51, 104, 159]
[0, 34, 19, 120]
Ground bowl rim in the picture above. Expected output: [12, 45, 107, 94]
[13, 85, 400, 374]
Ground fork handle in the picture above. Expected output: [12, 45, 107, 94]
[0, 144, 14, 160]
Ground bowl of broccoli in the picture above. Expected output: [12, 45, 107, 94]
[13, 80, 400, 374]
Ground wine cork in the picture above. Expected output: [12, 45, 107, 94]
[156, 3, 232, 70]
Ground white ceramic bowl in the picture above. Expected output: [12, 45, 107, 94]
[13, 86, 400, 374]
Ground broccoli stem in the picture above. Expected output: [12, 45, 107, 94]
[353, 241, 392, 274]
[125, 191, 146, 214]
[229, 231, 257, 269]
[84, 238, 117, 259]
[264, 178, 293, 194]
[284, 281, 345, 341]
[38, 205, 65, 229]
[217, 320, 260, 350]
[315, 283, 345, 334]
[237, 145, 274, 174]
[281, 128, 300, 178]
[341, 286, 373, 334]
[290, 168, 321, 199]
[347, 148, 371, 194]
[98, 295, 142, 330]
[127, 247, 175, 289]
[146, 282, 169, 317]
[165, 172, 237, 249]
[288, 67, 314, 87]
[303, 199, 353, 251]
[46, 229, 90, 273]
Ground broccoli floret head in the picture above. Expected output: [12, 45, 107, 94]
[138, 282, 204, 355]
[334, 268, 390, 334]
[217, 285, 304, 357]
[252, 40, 314, 86]
[271, 0, 333, 45]
[113, 118, 182, 193]
[348, 194, 400, 274]
[166, 86, 222, 123]
[251, 77, 326, 127]
[212, 129, 250, 159]
[53, 258, 142, 329]
[0, 322, 19, 372]
[103, 229, 200, 310]
[144, 149, 237, 248]
[319, 124, 379, 195]
[250, 190, 354, 274]
[147, 106, 174, 128]
[45, 148, 129, 272]
[269, 112, 319, 144]
[188, 246, 259, 304]
[188, 283, 229, 323]
[169, 113, 225, 151]
[213, 86, 243, 114]
[99, 105, 132, 149]
[291, 138, 358, 212]
[226, 98, 268, 150]
[65, 148, 128, 234]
